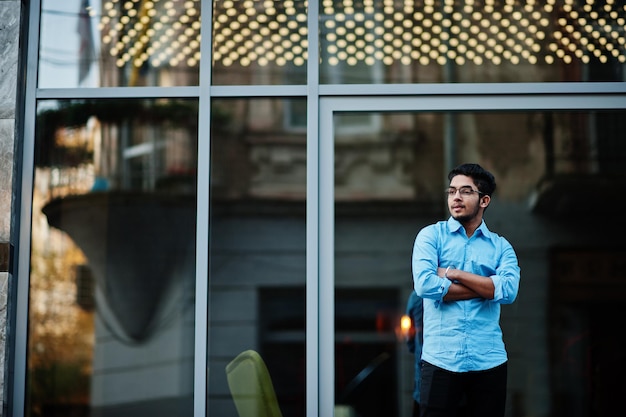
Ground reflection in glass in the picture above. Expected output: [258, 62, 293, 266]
[38, 1, 626, 87]
[333, 111, 444, 417]
[211, 0, 308, 85]
[333, 110, 626, 417]
[27, 99, 198, 416]
[319, 0, 626, 83]
[39, 0, 201, 88]
[207, 98, 307, 417]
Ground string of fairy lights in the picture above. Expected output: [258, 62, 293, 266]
[97, 0, 201, 68]
[94, 0, 626, 69]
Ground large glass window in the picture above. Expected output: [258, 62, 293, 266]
[38, 1, 626, 87]
[207, 98, 307, 417]
[319, 0, 626, 83]
[27, 98, 198, 416]
[39, 0, 201, 88]
[211, 0, 308, 85]
[332, 109, 626, 417]
[17, 1, 626, 417]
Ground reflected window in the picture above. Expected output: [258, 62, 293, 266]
[38, 1, 626, 87]
[550, 249, 626, 417]
[334, 289, 398, 417]
[210, 98, 307, 199]
[211, 0, 308, 85]
[319, 0, 626, 83]
[207, 98, 307, 416]
[39, 0, 201, 88]
[259, 287, 306, 417]
[27, 99, 198, 417]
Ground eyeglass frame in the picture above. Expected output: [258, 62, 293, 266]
[445, 186, 484, 197]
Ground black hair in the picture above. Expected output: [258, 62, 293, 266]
[448, 163, 496, 196]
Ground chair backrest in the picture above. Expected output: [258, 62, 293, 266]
[225, 350, 284, 417]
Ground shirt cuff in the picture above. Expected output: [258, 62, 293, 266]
[490, 275, 504, 301]
[435, 278, 452, 308]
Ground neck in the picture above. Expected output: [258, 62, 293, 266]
[460, 217, 482, 237]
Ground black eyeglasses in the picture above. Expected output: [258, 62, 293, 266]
[445, 186, 484, 197]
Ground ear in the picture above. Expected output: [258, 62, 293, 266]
[480, 195, 491, 208]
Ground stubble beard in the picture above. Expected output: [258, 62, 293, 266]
[450, 203, 480, 224]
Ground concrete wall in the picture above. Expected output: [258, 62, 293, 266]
[0, 0, 22, 414]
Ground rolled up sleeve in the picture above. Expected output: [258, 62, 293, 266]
[412, 225, 451, 304]
[490, 240, 520, 304]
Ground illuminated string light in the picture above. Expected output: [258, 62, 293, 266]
[99, 0, 625, 70]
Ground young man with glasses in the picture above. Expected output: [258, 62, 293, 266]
[411, 163, 520, 417]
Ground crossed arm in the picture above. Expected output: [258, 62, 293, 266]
[436, 267, 495, 301]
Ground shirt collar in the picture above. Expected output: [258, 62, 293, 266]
[447, 216, 491, 238]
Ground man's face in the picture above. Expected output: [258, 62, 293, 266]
[447, 175, 483, 223]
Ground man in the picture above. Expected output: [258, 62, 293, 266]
[411, 163, 520, 417]
[405, 291, 423, 417]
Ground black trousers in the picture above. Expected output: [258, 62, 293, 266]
[412, 400, 420, 417]
[419, 361, 507, 417]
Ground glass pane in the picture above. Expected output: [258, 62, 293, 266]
[320, 0, 626, 83]
[28, 98, 198, 416]
[211, 0, 308, 85]
[39, 0, 201, 88]
[207, 98, 307, 417]
[333, 110, 626, 417]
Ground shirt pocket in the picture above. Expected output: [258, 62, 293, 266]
[468, 252, 498, 277]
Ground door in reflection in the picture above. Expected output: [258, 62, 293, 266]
[333, 111, 446, 417]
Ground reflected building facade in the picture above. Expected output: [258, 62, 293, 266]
[2, 1, 626, 417]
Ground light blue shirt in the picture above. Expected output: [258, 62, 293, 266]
[411, 217, 520, 372]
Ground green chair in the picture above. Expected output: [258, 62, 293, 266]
[225, 349, 284, 417]
[225, 349, 359, 417]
